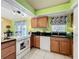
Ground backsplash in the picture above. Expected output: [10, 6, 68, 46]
[50, 16, 67, 25]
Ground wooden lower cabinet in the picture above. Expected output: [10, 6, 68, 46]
[71, 40, 73, 57]
[31, 35, 73, 56]
[51, 37, 72, 56]
[34, 36, 40, 48]
[1, 40, 16, 59]
[60, 39, 71, 55]
[31, 35, 40, 48]
[30, 35, 34, 48]
[51, 39, 60, 53]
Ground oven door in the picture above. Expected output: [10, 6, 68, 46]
[16, 40, 26, 55]
[16, 39, 30, 55]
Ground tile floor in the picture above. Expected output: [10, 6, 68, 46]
[22, 48, 72, 59]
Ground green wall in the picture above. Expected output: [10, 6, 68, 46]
[66, 14, 73, 32]
[12, 20, 16, 35]
[1, 17, 14, 32]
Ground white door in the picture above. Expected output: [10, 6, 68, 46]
[73, 6, 78, 59]
[40, 36, 50, 51]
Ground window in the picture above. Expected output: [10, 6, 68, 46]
[51, 16, 67, 32]
[15, 21, 28, 37]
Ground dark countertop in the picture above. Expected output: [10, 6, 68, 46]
[31, 32, 73, 39]
[33, 34, 67, 38]
[1, 39, 16, 44]
[51, 35, 67, 38]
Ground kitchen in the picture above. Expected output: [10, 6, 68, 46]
[1, 0, 78, 59]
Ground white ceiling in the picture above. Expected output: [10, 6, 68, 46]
[1, 0, 32, 20]
[27, 0, 70, 10]
[1, 7, 28, 20]
[1, 7, 14, 20]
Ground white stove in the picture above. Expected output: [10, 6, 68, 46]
[16, 37, 30, 59]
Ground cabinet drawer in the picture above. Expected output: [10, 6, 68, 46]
[4, 53, 16, 59]
[1, 45, 16, 58]
[1, 41, 15, 49]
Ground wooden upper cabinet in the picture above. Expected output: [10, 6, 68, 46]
[38, 16, 48, 28]
[31, 16, 48, 28]
[31, 18, 38, 28]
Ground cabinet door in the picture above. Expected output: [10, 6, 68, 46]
[51, 39, 60, 52]
[38, 17, 48, 28]
[30, 35, 34, 48]
[34, 36, 40, 48]
[60, 39, 71, 55]
[1, 41, 16, 59]
[33, 37, 36, 47]
[4, 53, 16, 59]
[71, 40, 73, 56]
[31, 18, 38, 28]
